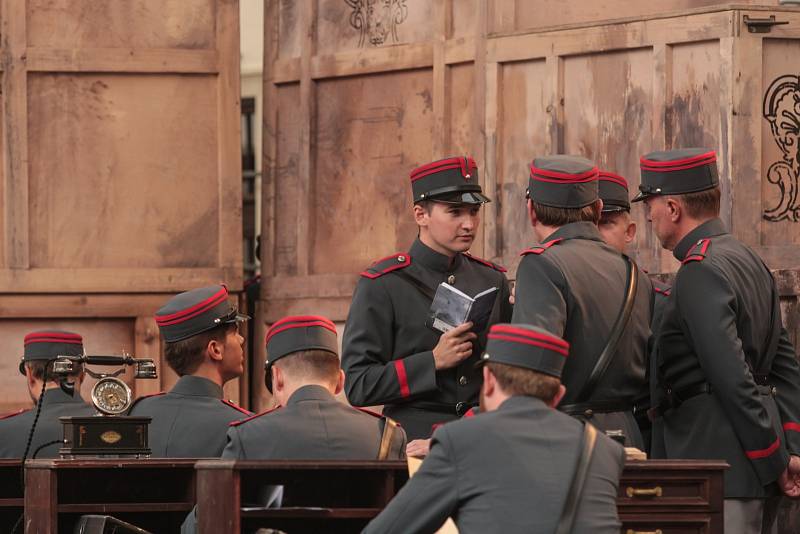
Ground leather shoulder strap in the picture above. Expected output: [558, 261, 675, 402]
[575, 255, 639, 403]
[555, 423, 598, 534]
[378, 417, 400, 460]
[391, 269, 436, 301]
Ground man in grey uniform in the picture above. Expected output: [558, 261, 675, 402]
[128, 284, 251, 457]
[223, 314, 406, 460]
[512, 156, 651, 447]
[363, 323, 624, 534]
[597, 169, 669, 451]
[635, 148, 800, 533]
[343, 156, 512, 440]
[0, 331, 94, 458]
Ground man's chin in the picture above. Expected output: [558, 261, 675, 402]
[451, 238, 474, 252]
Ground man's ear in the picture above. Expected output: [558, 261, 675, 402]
[207, 338, 224, 363]
[625, 220, 637, 245]
[334, 369, 345, 395]
[272, 365, 284, 393]
[413, 203, 428, 227]
[527, 198, 537, 227]
[547, 384, 567, 409]
[665, 197, 682, 223]
[482, 365, 495, 397]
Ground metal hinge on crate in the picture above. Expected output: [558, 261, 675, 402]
[743, 15, 789, 33]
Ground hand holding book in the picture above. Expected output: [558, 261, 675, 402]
[431, 322, 477, 370]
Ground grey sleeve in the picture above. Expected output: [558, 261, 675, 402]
[572, 438, 624, 534]
[221, 427, 247, 460]
[511, 254, 567, 335]
[363, 427, 458, 534]
[342, 277, 438, 406]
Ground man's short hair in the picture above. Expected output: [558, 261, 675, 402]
[599, 209, 630, 226]
[487, 361, 561, 403]
[274, 349, 340, 386]
[531, 200, 601, 227]
[164, 324, 234, 376]
[26, 361, 84, 382]
[676, 186, 720, 219]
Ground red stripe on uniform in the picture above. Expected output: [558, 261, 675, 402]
[487, 333, 569, 357]
[265, 320, 337, 344]
[530, 163, 599, 183]
[745, 437, 781, 459]
[155, 288, 228, 325]
[24, 332, 83, 345]
[394, 360, 411, 398]
[784, 422, 800, 433]
[599, 171, 629, 189]
[490, 324, 570, 349]
[640, 151, 716, 170]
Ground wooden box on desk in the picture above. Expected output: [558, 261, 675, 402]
[620, 460, 728, 534]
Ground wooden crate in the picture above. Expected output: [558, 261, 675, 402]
[0, 0, 244, 413]
[261, 1, 800, 315]
[0, 0, 242, 293]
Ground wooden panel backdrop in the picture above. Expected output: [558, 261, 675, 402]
[259, 2, 800, 406]
[0, 0, 245, 413]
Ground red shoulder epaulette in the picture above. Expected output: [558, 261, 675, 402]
[463, 252, 507, 273]
[221, 399, 252, 416]
[682, 238, 711, 264]
[354, 406, 385, 419]
[0, 408, 28, 421]
[360, 253, 411, 279]
[520, 238, 563, 256]
[229, 405, 281, 427]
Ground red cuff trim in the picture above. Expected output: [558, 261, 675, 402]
[394, 359, 411, 398]
[784, 422, 800, 433]
[746, 437, 781, 459]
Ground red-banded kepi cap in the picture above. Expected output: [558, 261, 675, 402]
[598, 171, 631, 213]
[155, 285, 249, 343]
[410, 156, 491, 205]
[263, 315, 339, 393]
[477, 324, 569, 378]
[632, 148, 719, 202]
[528, 155, 599, 208]
[19, 330, 84, 375]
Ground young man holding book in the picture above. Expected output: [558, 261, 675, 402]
[342, 156, 513, 440]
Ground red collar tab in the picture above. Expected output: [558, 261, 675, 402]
[360, 253, 412, 279]
[229, 405, 282, 427]
[520, 238, 563, 256]
[682, 238, 712, 264]
[24, 332, 83, 345]
[221, 399, 252, 416]
[653, 286, 672, 297]
[0, 408, 27, 420]
[464, 252, 507, 272]
[410, 156, 477, 182]
[598, 171, 629, 190]
[641, 151, 716, 173]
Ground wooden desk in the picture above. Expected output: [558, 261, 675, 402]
[0, 460, 24, 533]
[24, 459, 196, 534]
[195, 460, 409, 534]
[619, 460, 728, 534]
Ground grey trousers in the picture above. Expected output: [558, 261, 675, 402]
[724, 498, 781, 534]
